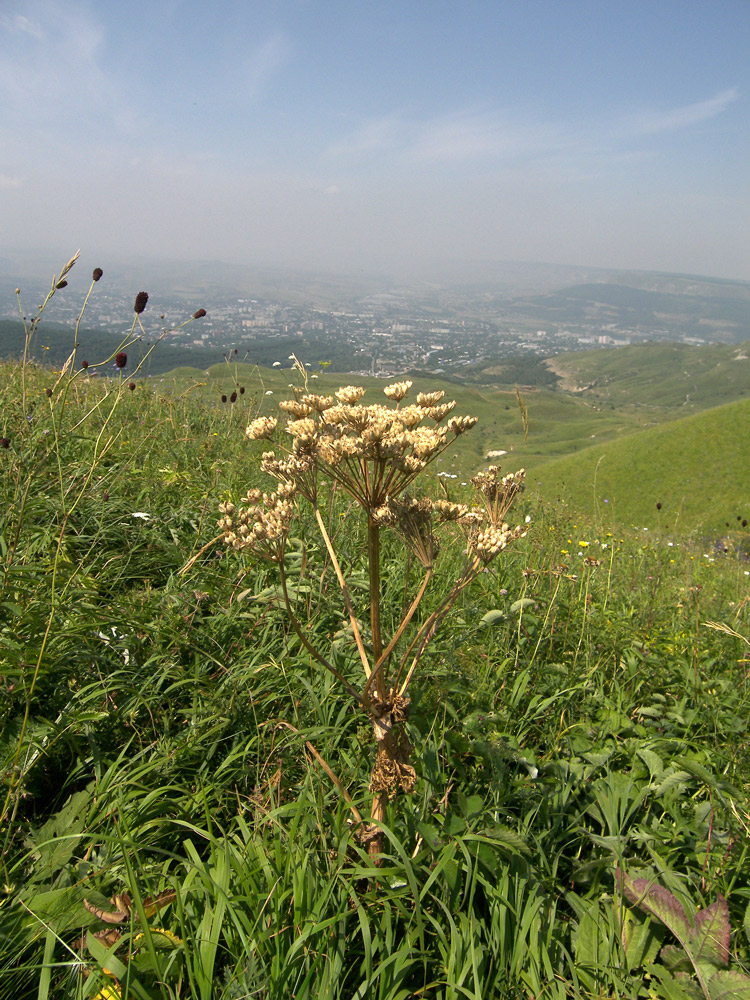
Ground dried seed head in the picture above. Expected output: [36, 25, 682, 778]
[134, 291, 149, 314]
[300, 393, 335, 412]
[447, 415, 478, 435]
[383, 381, 412, 402]
[286, 417, 317, 439]
[335, 385, 366, 404]
[427, 401, 456, 423]
[55, 280, 68, 289]
[416, 390, 444, 407]
[279, 399, 313, 418]
[245, 416, 278, 441]
[193, 308, 207, 319]
[433, 500, 470, 522]
[92, 268, 103, 282]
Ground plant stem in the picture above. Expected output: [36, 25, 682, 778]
[367, 517, 385, 699]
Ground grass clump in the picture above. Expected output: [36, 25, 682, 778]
[0, 254, 748, 998]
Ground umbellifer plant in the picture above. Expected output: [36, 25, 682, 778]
[218, 380, 527, 857]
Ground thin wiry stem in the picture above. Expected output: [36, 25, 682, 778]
[364, 568, 433, 706]
[274, 721, 363, 827]
[394, 557, 482, 697]
[367, 517, 385, 698]
[313, 505, 372, 679]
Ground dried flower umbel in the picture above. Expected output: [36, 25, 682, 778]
[219, 382, 527, 858]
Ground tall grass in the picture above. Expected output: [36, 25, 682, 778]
[1, 258, 749, 998]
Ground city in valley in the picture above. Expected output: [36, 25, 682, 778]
[2, 258, 749, 378]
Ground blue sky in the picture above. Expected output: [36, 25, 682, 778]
[1, 0, 748, 280]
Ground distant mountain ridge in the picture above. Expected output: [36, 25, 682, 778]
[509, 282, 750, 342]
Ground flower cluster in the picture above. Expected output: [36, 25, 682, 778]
[218, 483, 297, 560]
[219, 384, 528, 570]
[230, 381, 477, 518]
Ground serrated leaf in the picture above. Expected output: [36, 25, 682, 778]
[618, 870, 692, 947]
[693, 895, 730, 968]
[673, 755, 719, 790]
[638, 748, 665, 778]
[653, 770, 693, 797]
[708, 970, 750, 999]
[648, 965, 702, 1000]
[636, 705, 664, 719]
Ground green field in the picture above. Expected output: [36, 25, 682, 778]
[2, 281, 750, 999]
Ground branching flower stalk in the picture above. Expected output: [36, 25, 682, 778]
[218, 381, 527, 858]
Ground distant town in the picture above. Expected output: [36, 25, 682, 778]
[3, 261, 748, 376]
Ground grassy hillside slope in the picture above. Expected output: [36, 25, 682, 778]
[544, 340, 750, 410]
[532, 395, 750, 533]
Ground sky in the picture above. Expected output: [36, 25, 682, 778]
[1, 0, 749, 281]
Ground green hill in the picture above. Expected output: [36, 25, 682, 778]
[531, 396, 750, 533]
[544, 341, 750, 411]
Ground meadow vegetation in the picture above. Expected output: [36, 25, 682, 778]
[1, 260, 750, 999]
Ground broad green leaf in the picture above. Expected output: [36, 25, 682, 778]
[620, 907, 663, 971]
[637, 747, 665, 778]
[708, 970, 750, 999]
[618, 871, 692, 948]
[693, 895, 730, 968]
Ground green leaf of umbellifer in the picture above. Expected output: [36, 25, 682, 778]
[693, 895, 730, 968]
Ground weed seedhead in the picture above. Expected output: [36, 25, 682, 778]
[219, 381, 527, 860]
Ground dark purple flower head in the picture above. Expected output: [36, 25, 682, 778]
[193, 308, 207, 319]
[56, 280, 68, 289]
[239, 386, 245, 395]
[128, 382, 136, 391]
[134, 291, 149, 314]
[656, 502, 662, 510]
[81, 360, 89, 369]
[115, 352, 128, 369]
[92, 268, 103, 282]
[221, 394, 227, 403]
[230, 391, 237, 403]
[0, 437, 10, 449]
[45, 387, 53, 398]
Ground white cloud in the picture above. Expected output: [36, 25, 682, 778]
[628, 88, 739, 135]
[0, 12, 44, 39]
[234, 31, 291, 102]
